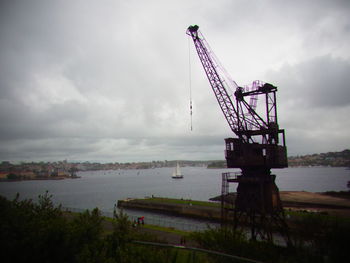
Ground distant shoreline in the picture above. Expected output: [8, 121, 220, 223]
[0, 176, 81, 182]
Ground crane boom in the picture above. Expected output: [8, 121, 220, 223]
[187, 25, 287, 167]
[186, 25, 241, 135]
[187, 25, 286, 146]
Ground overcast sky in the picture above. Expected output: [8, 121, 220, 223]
[0, 0, 349, 163]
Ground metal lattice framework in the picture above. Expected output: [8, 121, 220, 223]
[187, 25, 290, 244]
[187, 26, 240, 134]
[186, 25, 285, 146]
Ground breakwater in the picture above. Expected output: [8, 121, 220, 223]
[117, 197, 222, 221]
[118, 192, 350, 220]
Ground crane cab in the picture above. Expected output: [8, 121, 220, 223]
[225, 138, 288, 169]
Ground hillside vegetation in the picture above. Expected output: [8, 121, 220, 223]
[206, 149, 350, 168]
[289, 149, 350, 167]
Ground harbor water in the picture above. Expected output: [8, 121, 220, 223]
[0, 166, 349, 230]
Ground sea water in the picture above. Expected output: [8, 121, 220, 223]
[0, 166, 349, 229]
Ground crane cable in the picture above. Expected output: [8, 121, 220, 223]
[188, 36, 193, 131]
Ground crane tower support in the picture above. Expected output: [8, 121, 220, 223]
[187, 25, 289, 243]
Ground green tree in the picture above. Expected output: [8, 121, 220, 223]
[0, 192, 72, 263]
[71, 208, 106, 263]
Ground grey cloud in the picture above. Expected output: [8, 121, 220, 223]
[268, 55, 350, 109]
[0, 0, 349, 162]
[265, 55, 350, 155]
[0, 135, 226, 162]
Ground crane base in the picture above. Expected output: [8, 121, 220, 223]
[221, 168, 290, 243]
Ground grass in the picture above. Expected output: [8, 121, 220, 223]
[140, 197, 220, 208]
[285, 208, 350, 223]
[143, 223, 191, 236]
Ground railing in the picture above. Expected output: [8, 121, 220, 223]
[63, 206, 114, 218]
[127, 214, 211, 232]
[222, 172, 241, 182]
[63, 206, 265, 262]
[62, 207, 217, 232]
[132, 240, 265, 263]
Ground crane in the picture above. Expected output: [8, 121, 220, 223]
[187, 25, 289, 243]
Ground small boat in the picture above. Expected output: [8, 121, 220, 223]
[172, 162, 183, 179]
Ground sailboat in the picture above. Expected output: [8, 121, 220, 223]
[171, 162, 183, 179]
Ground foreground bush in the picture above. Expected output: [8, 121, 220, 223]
[190, 213, 350, 263]
[2, 193, 349, 263]
[0, 193, 179, 263]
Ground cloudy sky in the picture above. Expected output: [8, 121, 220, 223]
[0, 0, 349, 163]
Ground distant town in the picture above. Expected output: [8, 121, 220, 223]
[0, 149, 349, 181]
[288, 149, 350, 167]
[0, 160, 212, 181]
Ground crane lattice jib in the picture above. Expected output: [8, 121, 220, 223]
[187, 25, 242, 136]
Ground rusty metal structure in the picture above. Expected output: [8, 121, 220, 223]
[187, 25, 289, 242]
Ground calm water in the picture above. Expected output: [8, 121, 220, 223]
[0, 166, 349, 213]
